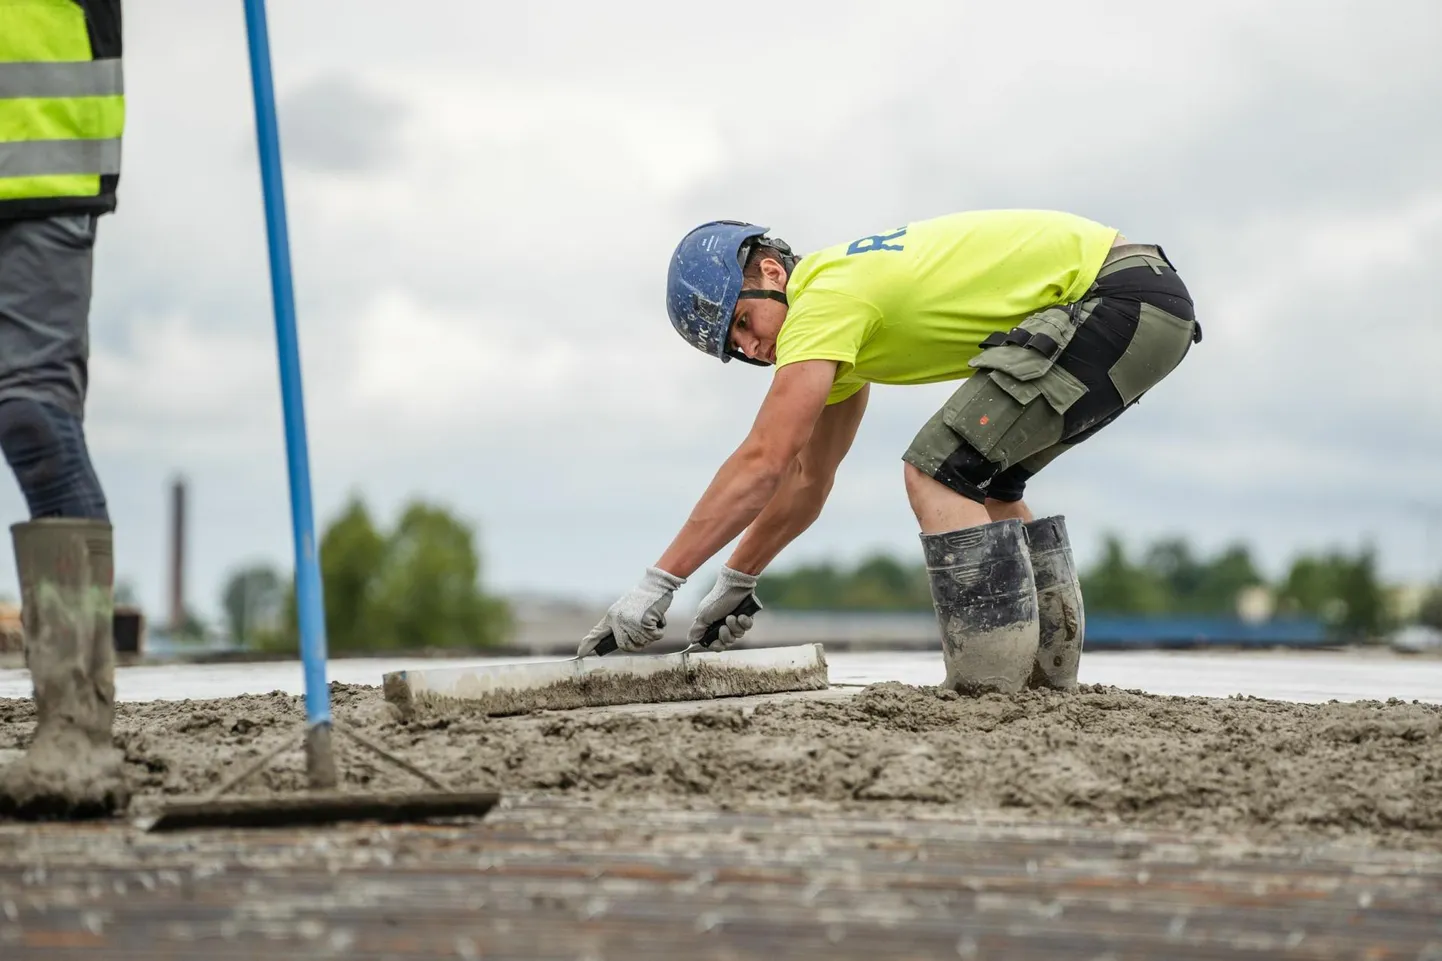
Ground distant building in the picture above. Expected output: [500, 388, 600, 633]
[0, 601, 145, 656]
[1387, 582, 1435, 623]
[0, 602, 20, 653]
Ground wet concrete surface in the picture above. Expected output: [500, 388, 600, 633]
[2, 678, 1438, 848]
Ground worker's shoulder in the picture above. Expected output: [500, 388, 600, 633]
[808, 209, 1107, 252]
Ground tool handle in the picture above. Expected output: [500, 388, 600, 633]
[697, 593, 762, 648]
[591, 594, 762, 657]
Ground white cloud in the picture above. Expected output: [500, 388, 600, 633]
[89, 309, 279, 455]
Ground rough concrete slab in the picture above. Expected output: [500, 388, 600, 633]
[3, 678, 1436, 855]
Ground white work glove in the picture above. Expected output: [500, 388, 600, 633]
[688, 565, 763, 651]
[577, 566, 686, 656]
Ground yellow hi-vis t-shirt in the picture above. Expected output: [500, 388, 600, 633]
[774, 209, 1120, 405]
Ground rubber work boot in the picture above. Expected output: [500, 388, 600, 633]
[0, 519, 129, 819]
[1023, 515, 1085, 691]
[920, 518, 1040, 695]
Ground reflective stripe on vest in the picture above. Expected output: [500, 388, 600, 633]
[0, 138, 121, 178]
[0, 59, 124, 99]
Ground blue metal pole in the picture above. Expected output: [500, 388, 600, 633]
[241, 0, 331, 730]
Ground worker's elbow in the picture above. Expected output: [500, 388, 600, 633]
[740, 443, 792, 490]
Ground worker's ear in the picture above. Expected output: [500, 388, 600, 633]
[758, 254, 788, 288]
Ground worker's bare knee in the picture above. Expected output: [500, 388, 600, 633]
[903, 458, 987, 509]
[0, 397, 107, 520]
[902, 461, 930, 504]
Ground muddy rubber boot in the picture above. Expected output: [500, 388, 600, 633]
[0, 519, 128, 819]
[1023, 515, 1085, 691]
[920, 518, 1040, 695]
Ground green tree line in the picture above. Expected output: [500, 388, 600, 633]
[221, 495, 511, 654]
[756, 534, 1437, 642]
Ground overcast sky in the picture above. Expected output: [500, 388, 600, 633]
[5, 0, 1438, 623]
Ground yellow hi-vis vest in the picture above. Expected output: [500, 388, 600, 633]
[0, 0, 124, 219]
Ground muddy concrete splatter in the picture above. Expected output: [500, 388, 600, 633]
[1, 681, 1439, 849]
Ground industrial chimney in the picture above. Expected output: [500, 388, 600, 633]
[169, 475, 186, 633]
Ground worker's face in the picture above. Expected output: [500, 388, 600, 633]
[729, 257, 788, 365]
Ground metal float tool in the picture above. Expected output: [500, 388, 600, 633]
[148, 0, 496, 831]
[382, 597, 830, 718]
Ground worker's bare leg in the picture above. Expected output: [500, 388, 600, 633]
[985, 498, 1034, 523]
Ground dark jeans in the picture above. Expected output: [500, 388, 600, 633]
[0, 398, 108, 521]
[0, 214, 107, 520]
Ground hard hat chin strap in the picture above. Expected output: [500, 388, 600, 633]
[726, 348, 773, 367]
[736, 288, 789, 307]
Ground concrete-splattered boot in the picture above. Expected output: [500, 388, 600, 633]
[920, 518, 1040, 695]
[0, 519, 128, 819]
[1023, 515, 1085, 691]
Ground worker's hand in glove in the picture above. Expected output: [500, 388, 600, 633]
[576, 566, 686, 656]
[688, 565, 763, 650]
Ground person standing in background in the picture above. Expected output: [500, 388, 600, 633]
[0, 0, 128, 819]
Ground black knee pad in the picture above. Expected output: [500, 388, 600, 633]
[985, 465, 1032, 502]
[928, 442, 998, 505]
[0, 397, 108, 521]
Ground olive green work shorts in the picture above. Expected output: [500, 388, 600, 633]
[902, 243, 1200, 504]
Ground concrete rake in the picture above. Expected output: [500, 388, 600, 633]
[147, 0, 496, 831]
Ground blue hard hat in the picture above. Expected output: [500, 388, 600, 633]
[666, 220, 777, 366]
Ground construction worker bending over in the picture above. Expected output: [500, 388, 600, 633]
[579, 209, 1200, 694]
[0, 0, 127, 817]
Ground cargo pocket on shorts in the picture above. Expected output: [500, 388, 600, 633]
[1107, 303, 1196, 405]
[942, 307, 1089, 468]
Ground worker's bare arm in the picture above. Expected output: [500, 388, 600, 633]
[727, 383, 870, 574]
[653, 360, 838, 578]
